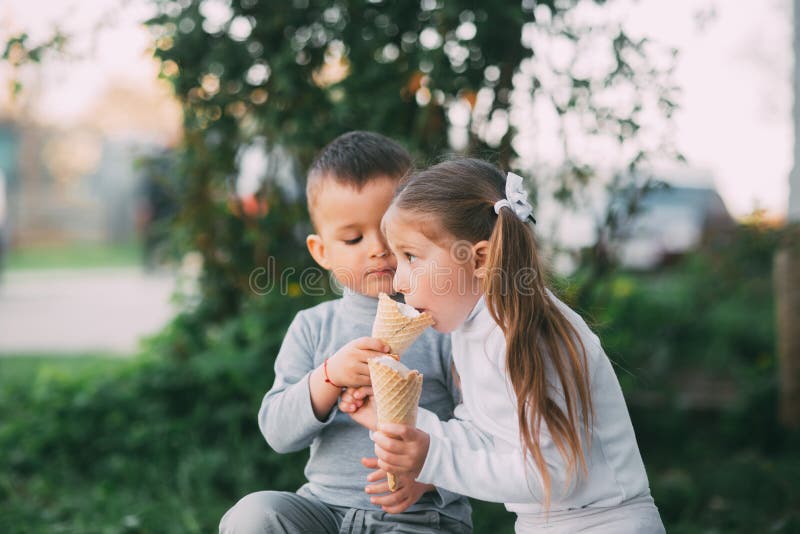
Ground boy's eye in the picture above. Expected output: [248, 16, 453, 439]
[343, 236, 363, 245]
[406, 253, 418, 263]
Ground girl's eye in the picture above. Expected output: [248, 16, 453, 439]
[343, 236, 363, 245]
[406, 253, 418, 263]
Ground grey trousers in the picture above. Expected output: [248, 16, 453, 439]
[219, 491, 472, 534]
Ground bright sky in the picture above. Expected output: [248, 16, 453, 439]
[0, 0, 793, 219]
[625, 0, 792, 219]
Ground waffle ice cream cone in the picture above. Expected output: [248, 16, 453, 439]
[368, 355, 424, 491]
[372, 293, 434, 359]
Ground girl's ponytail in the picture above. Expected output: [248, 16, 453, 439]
[484, 204, 593, 510]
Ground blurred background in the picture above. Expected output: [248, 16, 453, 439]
[0, 0, 798, 532]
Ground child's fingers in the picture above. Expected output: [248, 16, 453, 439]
[341, 389, 365, 405]
[341, 401, 364, 413]
[354, 337, 392, 354]
[370, 489, 410, 508]
[374, 446, 408, 471]
[381, 491, 416, 514]
[353, 386, 373, 399]
[341, 401, 363, 412]
[372, 431, 406, 453]
[342, 371, 371, 388]
[366, 469, 386, 483]
[361, 457, 387, 483]
[377, 423, 413, 439]
[361, 457, 380, 469]
[364, 480, 390, 494]
[377, 459, 401, 475]
[361, 458, 386, 482]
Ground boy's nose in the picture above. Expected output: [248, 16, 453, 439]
[370, 242, 390, 259]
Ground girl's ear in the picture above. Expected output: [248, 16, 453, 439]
[472, 240, 491, 278]
[306, 234, 331, 270]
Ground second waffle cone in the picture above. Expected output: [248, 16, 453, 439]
[368, 356, 423, 491]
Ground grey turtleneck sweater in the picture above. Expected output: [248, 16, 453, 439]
[258, 290, 472, 526]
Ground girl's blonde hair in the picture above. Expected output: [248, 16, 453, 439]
[392, 158, 593, 508]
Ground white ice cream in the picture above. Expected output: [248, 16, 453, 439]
[396, 300, 422, 318]
[372, 355, 415, 378]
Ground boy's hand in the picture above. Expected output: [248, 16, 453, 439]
[340, 386, 377, 431]
[373, 423, 430, 481]
[361, 457, 434, 513]
[327, 337, 391, 388]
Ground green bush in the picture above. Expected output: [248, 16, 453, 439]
[572, 224, 800, 532]
[572, 225, 780, 407]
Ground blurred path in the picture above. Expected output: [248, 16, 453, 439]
[0, 268, 177, 355]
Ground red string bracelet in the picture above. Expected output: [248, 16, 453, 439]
[323, 358, 342, 388]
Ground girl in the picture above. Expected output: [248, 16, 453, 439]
[346, 158, 664, 532]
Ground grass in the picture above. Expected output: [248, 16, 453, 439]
[5, 242, 141, 271]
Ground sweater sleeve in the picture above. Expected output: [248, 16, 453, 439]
[415, 406, 578, 505]
[258, 311, 337, 453]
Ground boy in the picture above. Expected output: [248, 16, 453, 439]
[219, 131, 472, 533]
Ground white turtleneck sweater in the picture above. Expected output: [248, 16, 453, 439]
[414, 293, 653, 515]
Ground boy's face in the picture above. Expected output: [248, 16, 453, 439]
[306, 176, 397, 298]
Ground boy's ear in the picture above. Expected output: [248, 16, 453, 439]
[306, 234, 331, 270]
[472, 240, 491, 278]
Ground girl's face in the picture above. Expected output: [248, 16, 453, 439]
[382, 207, 484, 333]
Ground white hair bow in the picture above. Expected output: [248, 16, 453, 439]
[493, 172, 535, 223]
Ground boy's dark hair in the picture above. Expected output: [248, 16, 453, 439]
[306, 131, 412, 226]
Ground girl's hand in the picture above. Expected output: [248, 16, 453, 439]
[361, 457, 434, 513]
[327, 337, 391, 388]
[372, 423, 430, 480]
[338, 386, 371, 413]
[340, 386, 377, 431]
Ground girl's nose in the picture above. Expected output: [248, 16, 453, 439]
[393, 267, 409, 294]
